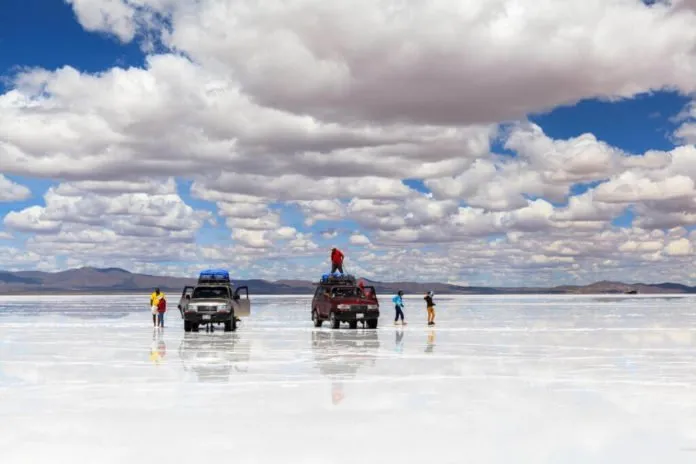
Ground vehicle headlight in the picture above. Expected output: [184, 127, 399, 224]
[216, 304, 229, 311]
[367, 304, 378, 310]
[337, 304, 350, 310]
[188, 305, 198, 312]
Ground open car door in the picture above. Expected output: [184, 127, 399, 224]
[233, 286, 251, 317]
[364, 285, 378, 301]
[178, 285, 195, 318]
[320, 287, 333, 317]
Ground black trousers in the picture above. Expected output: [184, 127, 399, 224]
[331, 263, 344, 273]
[395, 305, 404, 321]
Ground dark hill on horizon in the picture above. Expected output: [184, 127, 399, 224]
[0, 267, 694, 295]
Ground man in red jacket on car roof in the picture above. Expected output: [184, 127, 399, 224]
[330, 247, 344, 274]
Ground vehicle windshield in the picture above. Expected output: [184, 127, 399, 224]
[330, 286, 364, 298]
[192, 286, 230, 299]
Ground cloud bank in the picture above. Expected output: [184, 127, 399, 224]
[3, 0, 696, 285]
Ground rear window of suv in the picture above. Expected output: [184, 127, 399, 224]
[192, 286, 230, 299]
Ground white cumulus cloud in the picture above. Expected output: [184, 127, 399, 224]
[3, 0, 696, 284]
[0, 175, 31, 202]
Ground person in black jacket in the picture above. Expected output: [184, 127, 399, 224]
[424, 291, 436, 325]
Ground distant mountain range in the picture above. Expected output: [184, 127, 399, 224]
[0, 267, 695, 295]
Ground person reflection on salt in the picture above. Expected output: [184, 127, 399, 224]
[425, 330, 435, 354]
[149, 330, 167, 365]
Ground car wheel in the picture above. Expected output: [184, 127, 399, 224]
[312, 310, 322, 327]
[192, 323, 199, 332]
[224, 320, 233, 332]
[367, 319, 378, 329]
[348, 321, 358, 330]
[330, 312, 340, 329]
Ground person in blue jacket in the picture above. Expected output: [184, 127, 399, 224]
[392, 290, 407, 325]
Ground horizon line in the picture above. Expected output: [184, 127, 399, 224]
[1, 266, 694, 288]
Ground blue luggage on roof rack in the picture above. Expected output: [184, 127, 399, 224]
[319, 273, 356, 285]
[198, 269, 231, 283]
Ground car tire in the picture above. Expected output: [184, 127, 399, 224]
[367, 319, 378, 329]
[192, 323, 199, 332]
[312, 310, 322, 327]
[184, 321, 191, 332]
[330, 312, 340, 329]
[348, 321, 358, 330]
[224, 320, 233, 332]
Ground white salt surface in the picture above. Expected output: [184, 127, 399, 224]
[1, 294, 696, 463]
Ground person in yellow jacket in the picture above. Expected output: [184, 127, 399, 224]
[149, 288, 165, 327]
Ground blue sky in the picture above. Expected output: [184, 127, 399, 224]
[0, 0, 144, 84]
[2, 0, 696, 285]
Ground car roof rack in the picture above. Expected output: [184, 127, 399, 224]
[198, 269, 232, 285]
[318, 273, 357, 285]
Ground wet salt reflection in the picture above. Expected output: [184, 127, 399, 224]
[0, 294, 695, 463]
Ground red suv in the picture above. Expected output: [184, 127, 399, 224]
[311, 275, 380, 329]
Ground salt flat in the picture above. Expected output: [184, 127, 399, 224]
[1, 293, 696, 463]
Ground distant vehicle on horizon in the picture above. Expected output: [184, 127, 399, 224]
[177, 269, 250, 333]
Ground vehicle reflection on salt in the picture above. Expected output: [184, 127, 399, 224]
[177, 332, 252, 383]
[310, 329, 381, 405]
